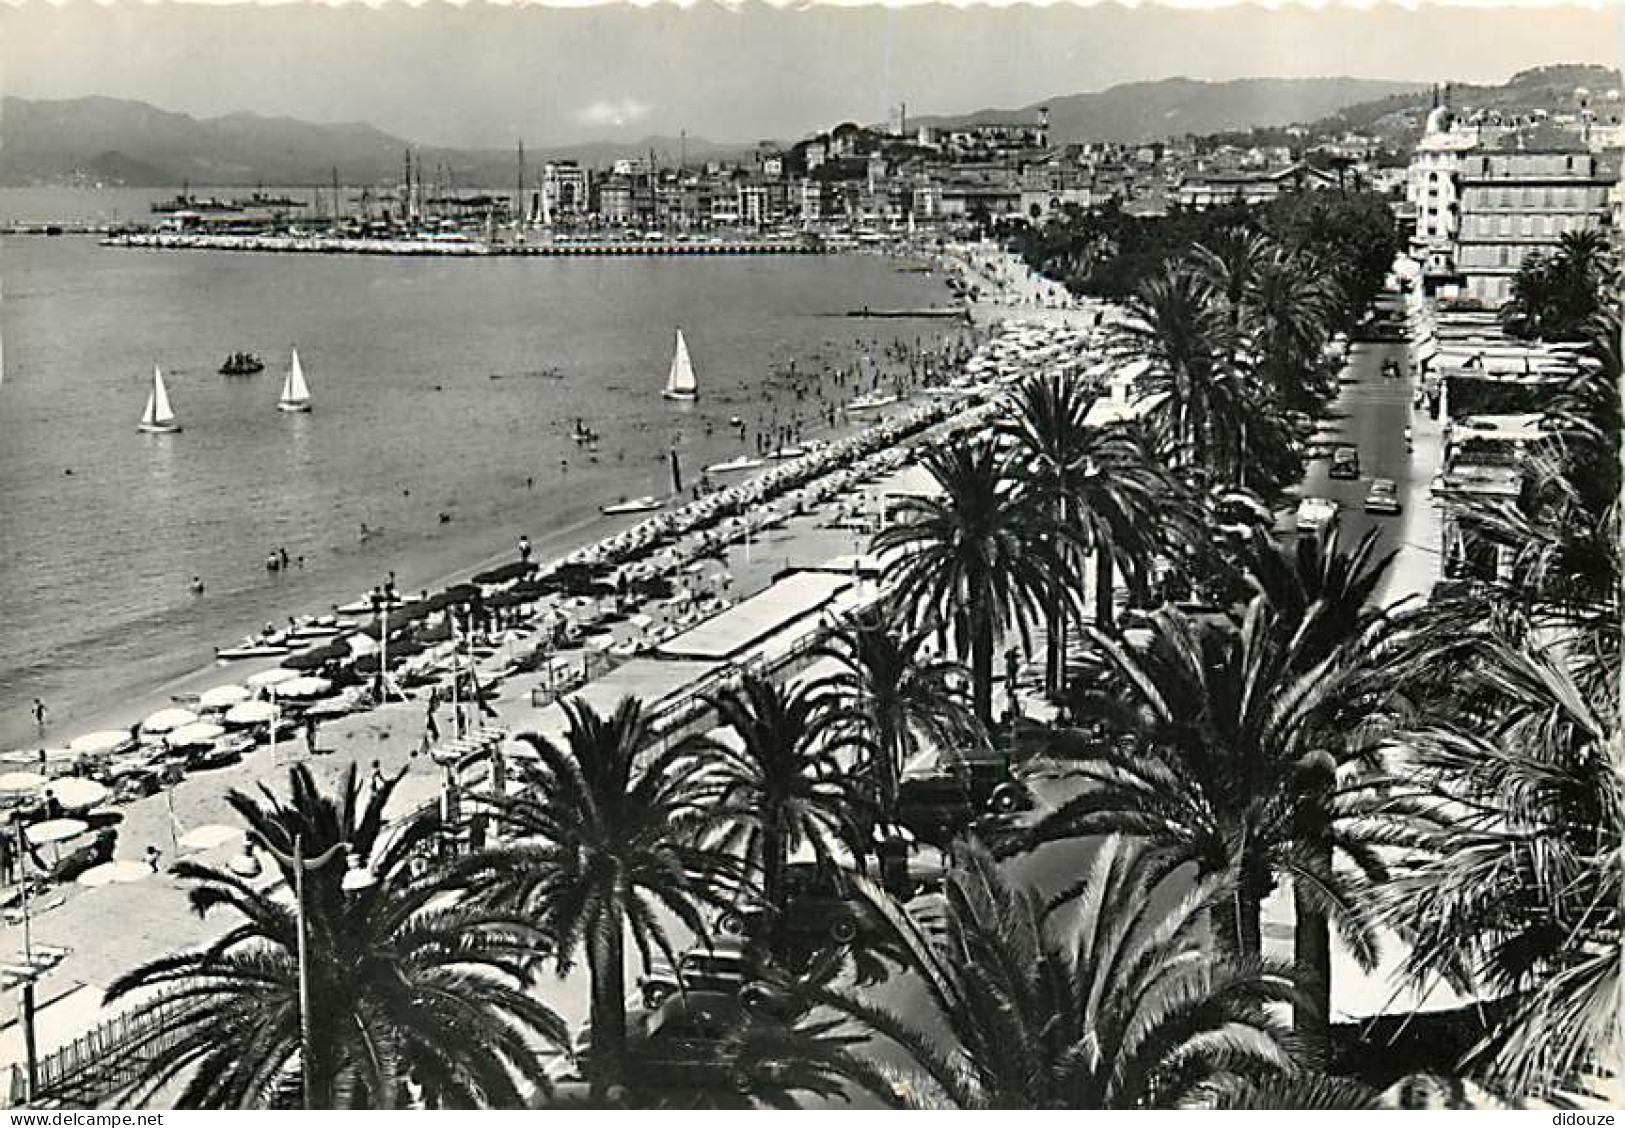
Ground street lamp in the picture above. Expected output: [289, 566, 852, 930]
[255, 835, 377, 1109]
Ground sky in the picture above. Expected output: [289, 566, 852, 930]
[0, 1, 1619, 148]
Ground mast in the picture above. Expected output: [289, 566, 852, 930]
[517, 139, 527, 225]
[331, 167, 341, 223]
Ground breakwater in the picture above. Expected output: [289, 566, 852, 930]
[99, 232, 828, 256]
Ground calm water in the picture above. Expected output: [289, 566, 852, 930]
[0, 218, 955, 746]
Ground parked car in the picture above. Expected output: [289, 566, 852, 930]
[1364, 478, 1402, 515]
[1329, 446, 1361, 480]
[895, 755, 1033, 849]
[715, 860, 874, 947]
[1296, 496, 1341, 535]
[637, 936, 784, 1014]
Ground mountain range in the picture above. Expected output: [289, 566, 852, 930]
[907, 77, 1421, 145]
[0, 95, 749, 188]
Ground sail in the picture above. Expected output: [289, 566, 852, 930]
[149, 366, 176, 426]
[281, 348, 311, 407]
[665, 330, 697, 397]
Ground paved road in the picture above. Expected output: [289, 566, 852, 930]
[1294, 300, 1442, 609]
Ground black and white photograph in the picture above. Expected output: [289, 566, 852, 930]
[0, 0, 1619, 1112]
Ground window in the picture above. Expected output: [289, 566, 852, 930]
[1520, 216, 1533, 236]
[1499, 247, 1510, 267]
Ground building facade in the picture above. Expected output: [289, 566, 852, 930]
[1453, 149, 1616, 304]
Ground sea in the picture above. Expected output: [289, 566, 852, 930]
[0, 187, 960, 748]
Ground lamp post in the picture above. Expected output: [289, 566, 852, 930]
[256, 835, 376, 1109]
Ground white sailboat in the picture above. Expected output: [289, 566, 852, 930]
[277, 348, 312, 413]
[138, 365, 182, 433]
[662, 329, 697, 401]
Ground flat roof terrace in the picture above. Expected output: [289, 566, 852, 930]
[655, 570, 854, 661]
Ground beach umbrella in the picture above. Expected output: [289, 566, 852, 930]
[142, 707, 199, 735]
[49, 778, 109, 812]
[69, 731, 133, 758]
[168, 722, 226, 749]
[246, 668, 299, 690]
[26, 818, 89, 847]
[0, 771, 46, 799]
[198, 684, 250, 710]
[346, 633, 379, 657]
[179, 824, 243, 852]
[224, 701, 276, 726]
[77, 860, 151, 888]
[0, 750, 39, 767]
[279, 676, 332, 700]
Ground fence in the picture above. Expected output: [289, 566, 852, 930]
[34, 994, 180, 1107]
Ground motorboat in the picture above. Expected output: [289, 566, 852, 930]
[704, 454, 763, 474]
[216, 638, 291, 661]
[847, 392, 899, 412]
[767, 445, 807, 460]
[601, 496, 667, 516]
[219, 352, 265, 375]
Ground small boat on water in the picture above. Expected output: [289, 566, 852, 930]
[216, 639, 290, 661]
[220, 352, 265, 375]
[138, 365, 183, 434]
[662, 328, 698, 402]
[705, 454, 764, 474]
[601, 495, 666, 516]
[846, 392, 900, 413]
[768, 445, 807, 460]
[277, 348, 313, 413]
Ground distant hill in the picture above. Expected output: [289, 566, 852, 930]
[908, 77, 1422, 145]
[1310, 63, 1623, 148]
[0, 95, 752, 187]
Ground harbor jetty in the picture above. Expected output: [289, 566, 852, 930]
[100, 232, 827, 257]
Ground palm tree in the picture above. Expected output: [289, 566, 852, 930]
[459, 697, 738, 1099]
[1189, 226, 1273, 333]
[1025, 601, 1387, 966]
[811, 605, 981, 819]
[1244, 523, 1396, 668]
[1241, 521, 1401, 1042]
[698, 673, 867, 953]
[1502, 229, 1614, 342]
[812, 837, 1305, 1108]
[104, 764, 565, 1108]
[1001, 372, 1181, 669]
[1115, 262, 1250, 482]
[1243, 249, 1340, 416]
[1376, 637, 1621, 1096]
[875, 439, 1078, 725]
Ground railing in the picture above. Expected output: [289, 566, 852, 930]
[34, 994, 180, 1107]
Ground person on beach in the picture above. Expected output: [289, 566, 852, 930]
[305, 717, 319, 757]
[370, 759, 386, 791]
[31, 698, 46, 730]
[145, 845, 162, 874]
[518, 535, 532, 564]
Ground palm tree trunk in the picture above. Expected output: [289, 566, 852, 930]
[1093, 546, 1114, 631]
[1293, 840, 1334, 1052]
[588, 907, 628, 1102]
[971, 608, 994, 727]
[1047, 495, 1070, 695]
[761, 821, 786, 956]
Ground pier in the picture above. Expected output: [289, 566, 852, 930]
[97, 232, 829, 257]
